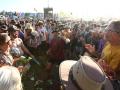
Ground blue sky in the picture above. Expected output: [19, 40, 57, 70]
[0, 0, 47, 12]
[0, 0, 120, 19]
[0, 0, 69, 12]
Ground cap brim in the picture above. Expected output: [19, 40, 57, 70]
[59, 60, 114, 90]
[59, 60, 78, 90]
[0, 26, 8, 31]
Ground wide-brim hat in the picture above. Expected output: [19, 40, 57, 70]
[37, 21, 44, 26]
[59, 56, 113, 90]
[0, 15, 6, 21]
[0, 25, 8, 31]
[8, 25, 19, 32]
[25, 23, 34, 31]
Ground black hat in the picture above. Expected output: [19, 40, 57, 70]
[0, 25, 8, 31]
[8, 25, 19, 32]
[15, 24, 21, 29]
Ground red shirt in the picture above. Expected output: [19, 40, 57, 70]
[49, 37, 65, 60]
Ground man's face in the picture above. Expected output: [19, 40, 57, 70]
[105, 24, 120, 43]
[26, 29, 32, 34]
[11, 30, 19, 38]
[39, 24, 43, 28]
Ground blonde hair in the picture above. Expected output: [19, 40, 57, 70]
[0, 66, 23, 90]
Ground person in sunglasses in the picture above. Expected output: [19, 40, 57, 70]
[85, 20, 120, 90]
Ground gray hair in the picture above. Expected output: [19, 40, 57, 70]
[0, 66, 23, 90]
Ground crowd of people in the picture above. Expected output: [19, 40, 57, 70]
[0, 15, 120, 90]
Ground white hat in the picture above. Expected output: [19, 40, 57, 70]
[25, 23, 33, 31]
[59, 56, 113, 90]
[0, 15, 6, 21]
[0, 66, 22, 90]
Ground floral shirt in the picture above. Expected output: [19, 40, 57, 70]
[0, 51, 13, 65]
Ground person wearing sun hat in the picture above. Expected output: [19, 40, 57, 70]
[36, 20, 48, 51]
[8, 25, 34, 60]
[59, 56, 113, 90]
[24, 23, 34, 43]
[85, 20, 120, 89]
[24, 23, 40, 52]
[0, 25, 8, 33]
